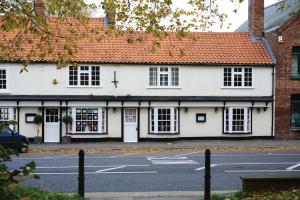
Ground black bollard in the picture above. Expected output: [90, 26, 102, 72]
[78, 149, 85, 198]
[204, 149, 211, 200]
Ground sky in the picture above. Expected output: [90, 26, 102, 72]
[86, 0, 278, 32]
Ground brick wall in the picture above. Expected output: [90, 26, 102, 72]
[265, 17, 300, 138]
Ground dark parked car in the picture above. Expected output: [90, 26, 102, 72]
[0, 126, 29, 153]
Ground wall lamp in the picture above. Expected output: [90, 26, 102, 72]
[38, 107, 42, 113]
[184, 108, 188, 113]
[215, 108, 218, 113]
[113, 107, 117, 113]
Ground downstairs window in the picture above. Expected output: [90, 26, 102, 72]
[150, 108, 178, 134]
[224, 107, 251, 134]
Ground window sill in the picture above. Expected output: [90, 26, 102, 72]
[291, 75, 300, 80]
[66, 85, 102, 88]
[290, 128, 300, 132]
[0, 90, 10, 94]
[67, 132, 108, 135]
[146, 86, 182, 89]
[149, 132, 179, 135]
[221, 87, 255, 89]
[223, 132, 252, 135]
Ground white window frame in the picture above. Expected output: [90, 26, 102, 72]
[148, 67, 180, 88]
[0, 68, 9, 93]
[223, 67, 253, 88]
[149, 107, 178, 134]
[70, 107, 106, 134]
[68, 66, 101, 87]
[224, 107, 251, 134]
[0, 107, 15, 130]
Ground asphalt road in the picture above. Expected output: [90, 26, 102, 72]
[9, 151, 300, 193]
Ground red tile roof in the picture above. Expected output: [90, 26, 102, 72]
[0, 18, 273, 65]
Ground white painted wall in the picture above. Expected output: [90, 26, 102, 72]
[1, 63, 273, 96]
[19, 107, 40, 138]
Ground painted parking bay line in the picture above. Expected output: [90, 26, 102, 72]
[225, 169, 300, 173]
[287, 163, 300, 171]
[148, 157, 198, 165]
[33, 165, 157, 175]
[195, 162, 300, 171]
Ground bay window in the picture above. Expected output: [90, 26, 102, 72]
[149, 67, 180, 87]
[70, 107, 106, 134]
[150, 108, 178, 134]
[224, 107, 251, 134]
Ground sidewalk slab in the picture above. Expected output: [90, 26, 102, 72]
[86, 191, 237, 200]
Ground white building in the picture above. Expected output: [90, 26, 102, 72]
[0, 1, 275, 143]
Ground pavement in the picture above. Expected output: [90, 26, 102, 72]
[29, 139, 300, 150]
[85, 191, 236, 200]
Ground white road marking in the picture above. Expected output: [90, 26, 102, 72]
[36, 165, 149, 169]
[225, 169, 300, 173]
[147, 157, 188, 160]
[150, 160, 198, 165]
[96, 166, 126, 173]
[194, 162, 299, 171]
[195, 165, 216, 171]
[287, 163, 300, 171]
[33, 165, 157, 175]
[109, 153, 138, 158]
[32, 171, 157, 175]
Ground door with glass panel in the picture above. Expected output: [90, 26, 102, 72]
[123, 108, 138, 142]
[44, 108, 60, 143]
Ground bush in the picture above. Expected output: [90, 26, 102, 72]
[0, 146, 38, 200]
[14, 186, 86, 200]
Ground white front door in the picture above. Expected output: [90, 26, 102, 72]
[44, 108, 60, 143]
[123, 108, 138, 143]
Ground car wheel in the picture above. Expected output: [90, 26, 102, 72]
[19, 142, 29, 153]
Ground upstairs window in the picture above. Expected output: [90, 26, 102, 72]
[149, 67, 180, 87]
[223, 67, 253, 87]
[69, 66, 100, 87]
[0, 69, 7, 90]
[292, 47, 300, 79]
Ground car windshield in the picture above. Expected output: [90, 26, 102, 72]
[0, 127, 13, 135]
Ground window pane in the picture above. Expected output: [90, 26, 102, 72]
[0, 70, 7, 89]
[291, 101, 300, 128]
[224, 68, 232, 87]
[0, 108, 9, 121]
[69, 66, 78, 85]
[75, 108, 101, 133]
[171, 68, 179, 86]
[80, 72, 89, 86]
[149, 68, 157, 86]
[244, 68, 252, 87]
[292, 47, 300, 76]
[91, 66, 100, 86]
[232, 108, 244, 132]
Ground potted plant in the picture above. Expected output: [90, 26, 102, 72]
[33, 114, 43, 144]
[61, 115, 72, 144]
[7, 120, 17, 132]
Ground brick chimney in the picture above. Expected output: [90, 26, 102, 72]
[34, 0, 46, 19]
[248, 0, 264, 38]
